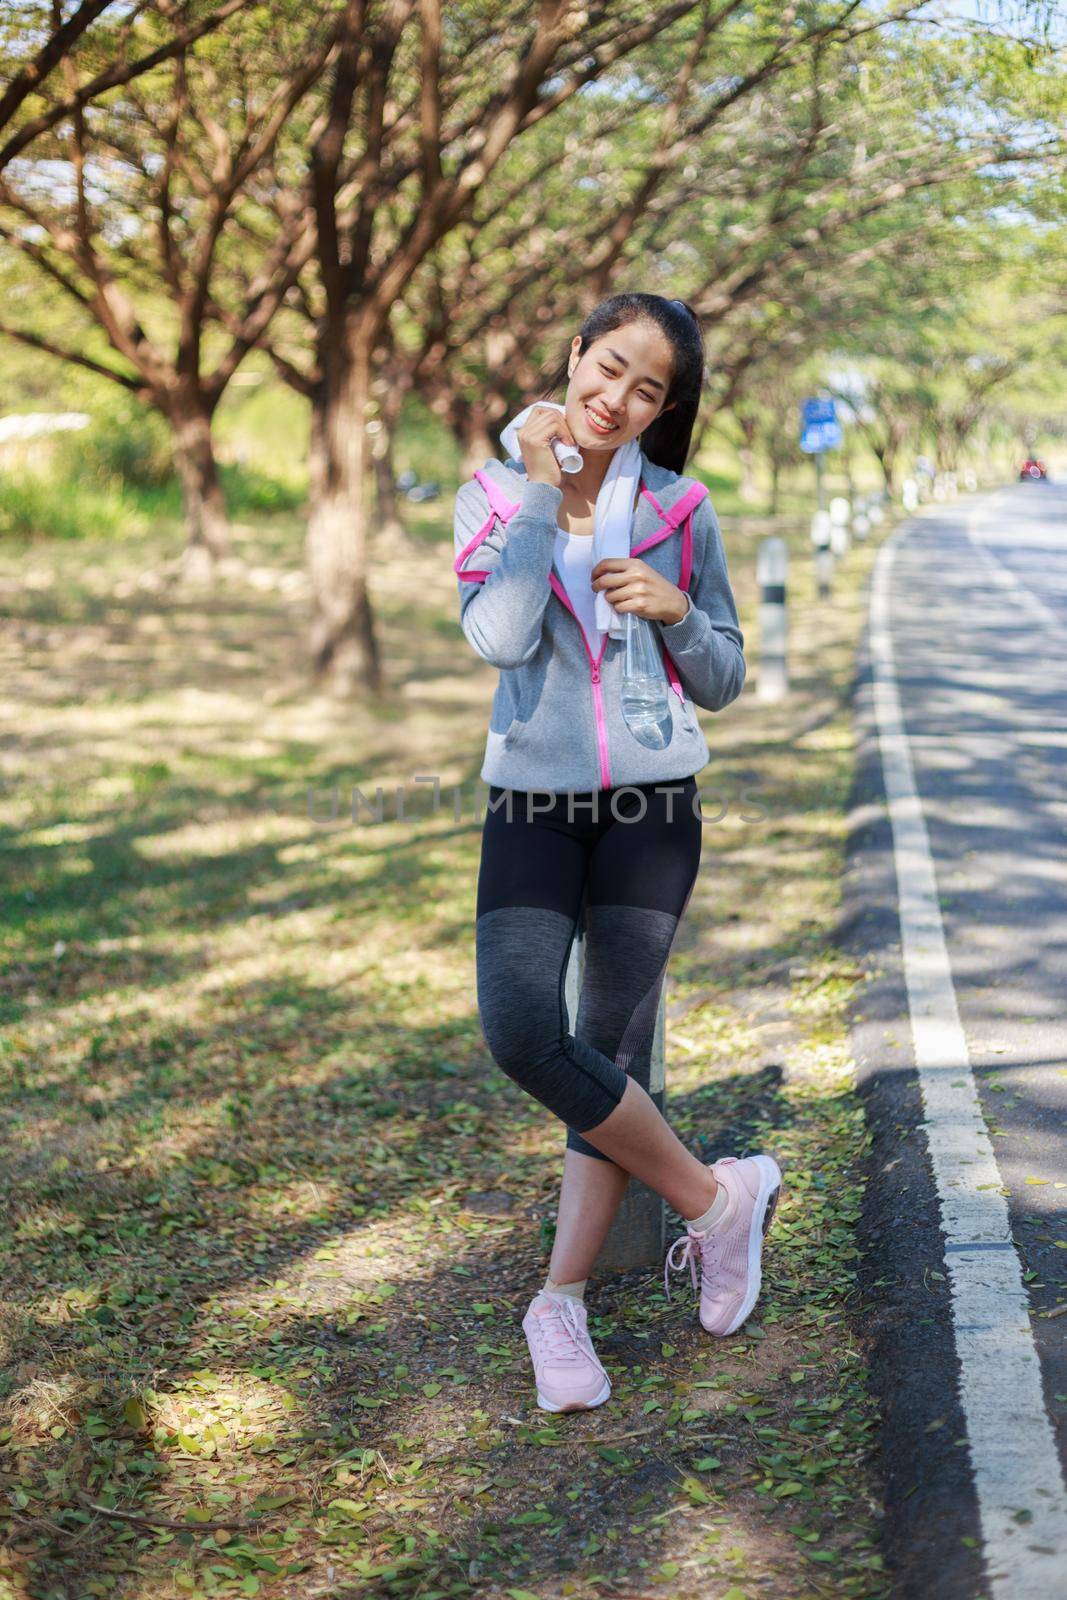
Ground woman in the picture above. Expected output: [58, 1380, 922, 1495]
[452, 292, 781, 1414]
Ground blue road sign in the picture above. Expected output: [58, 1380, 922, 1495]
[800, 396, 842, 454]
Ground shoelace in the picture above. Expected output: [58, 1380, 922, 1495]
[532, 1296, 596, 1367]
[664, 1161, 740, 1300]
[663, 1225, 722, 1301]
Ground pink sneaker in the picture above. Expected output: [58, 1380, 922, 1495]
[521, 1291, 612, 1413]
[664, 1154, 782, 1336]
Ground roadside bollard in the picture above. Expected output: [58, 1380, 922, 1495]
[902, 478, 919, 512]
[829, 496, 851, 556]
[757, 537, 789, 702]
[563, 895, 666, 1272]
[811, 508, 832, 598]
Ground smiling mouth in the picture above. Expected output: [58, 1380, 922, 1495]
[584, 405, 618, 435]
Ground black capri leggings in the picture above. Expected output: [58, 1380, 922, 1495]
[475, 779, 702, 1161]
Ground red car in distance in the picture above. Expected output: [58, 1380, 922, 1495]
[1019, 458, 1048, 480]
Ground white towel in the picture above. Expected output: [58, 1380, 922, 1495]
[499, 400, 639, 640]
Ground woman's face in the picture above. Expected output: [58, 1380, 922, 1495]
[564, 321, 677, 454]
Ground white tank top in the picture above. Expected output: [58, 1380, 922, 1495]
[553, 528, 606, 652]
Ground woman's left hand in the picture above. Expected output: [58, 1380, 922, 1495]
[591, 558, 688, 625]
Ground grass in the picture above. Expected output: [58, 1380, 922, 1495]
[0, 461, 305, 545]
[0, 472, 899, 1599]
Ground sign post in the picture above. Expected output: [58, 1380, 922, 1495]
[800, 396, 842, 458]
[800, 397, 842, 599]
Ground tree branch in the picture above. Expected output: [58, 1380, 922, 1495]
[0, 0, 112, 133]
[0, 321, 142, 390]
[0, 0, 255, 173]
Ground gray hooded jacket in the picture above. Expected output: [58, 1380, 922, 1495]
[452, 450, 745, 794]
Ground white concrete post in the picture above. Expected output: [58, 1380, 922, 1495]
[829, 495, 851, 556]
[756, 537, 789, 702]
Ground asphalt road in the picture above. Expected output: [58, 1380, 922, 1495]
[842, 481, 1067, 1599]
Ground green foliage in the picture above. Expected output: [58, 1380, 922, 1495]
[52, 392, 175, 490]
[129, 464, 306, 522]
[220, 463, 306, 515]
[213, 374, 311, 489]
[392, 393, 464, 486]
[0, 455, 303, 544]
[0, 471, 146, 542]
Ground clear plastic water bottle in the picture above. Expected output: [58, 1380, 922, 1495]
[621, 611, 672, 749]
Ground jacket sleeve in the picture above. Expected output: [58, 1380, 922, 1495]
[453, 474, 564, 670]
[654, 492, 745, 712]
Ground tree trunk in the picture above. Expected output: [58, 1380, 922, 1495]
[689, 410, 714, 464]
[843, 436, 856, 505]
[884, 441, 902, 497]
[170, 402, 230, 575]
[769, 453, 781, 516]
[306, 321, 383, 697]
[372, 421, 409, 545]
[872, 442, 894, 494]
[369, 354, 419, 550]
[951, 419, 973, 468]
[935, 426, 958, 474]
[737, 414, 759, 504]
[460, 400, 502, 481]
[879, 414, 913, 497]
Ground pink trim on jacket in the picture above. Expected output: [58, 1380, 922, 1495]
[453, 468, 710, 770]
[454, 508, 499, 582]
[452, 470, 520, 582]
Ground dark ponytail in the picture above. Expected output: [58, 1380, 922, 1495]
[537, 292, 707, 475]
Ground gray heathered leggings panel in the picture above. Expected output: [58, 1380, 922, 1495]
[475, 901, 681, 1159]
[567, 902, 680, 1159]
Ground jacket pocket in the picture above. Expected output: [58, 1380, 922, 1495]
[495, 670, 529, 749]
[503, 686, 529, 747]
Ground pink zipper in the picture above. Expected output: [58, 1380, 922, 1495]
[549, 573, 611, 789]
[588, 655, 611, 791]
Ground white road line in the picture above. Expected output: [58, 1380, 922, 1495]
[870, 506, 1067, 1599]
[964, 499, 1067, 639]
[906, 730, 1067, 745]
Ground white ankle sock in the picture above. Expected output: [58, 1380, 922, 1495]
[543, 1275, 587, 1302]
[685, 1183, 728, 1234]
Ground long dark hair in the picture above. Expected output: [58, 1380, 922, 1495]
[537, 292, 707, 476]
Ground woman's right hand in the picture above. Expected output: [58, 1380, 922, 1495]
[517, 405, 576, 487]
